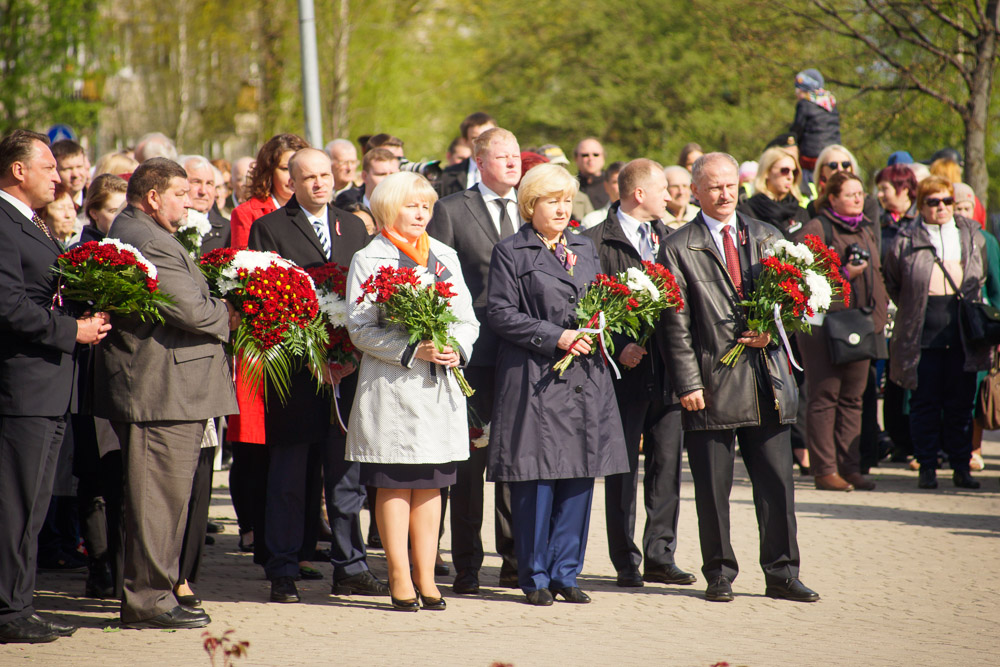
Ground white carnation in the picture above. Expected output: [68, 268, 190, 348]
[413, 265, 435, 288]
[625, 266, 660, 301]
[773, 239, 814, 265]
[804, 269, 832, 312]
[99, 238, 157, 280]
[177, 209, 212, 238]
[318, 292, 348, 327]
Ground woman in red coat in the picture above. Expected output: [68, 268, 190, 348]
[227, 133, 309, 558]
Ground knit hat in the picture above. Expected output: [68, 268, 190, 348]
[952, 182, 975, 205]
[537, 144, 570, 166]
[795, 68, 824, 92]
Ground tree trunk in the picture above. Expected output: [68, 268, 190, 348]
[965, 0, 999, 209]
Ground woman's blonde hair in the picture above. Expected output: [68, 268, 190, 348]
[753, 147, 803, 200]
[369, 171, 438, 232]
[929, 158, 962, 184]
[93, 150, 139, 178]
[517, 163, 578, 221]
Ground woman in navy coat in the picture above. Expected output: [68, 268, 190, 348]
[486, 164, 628, 606]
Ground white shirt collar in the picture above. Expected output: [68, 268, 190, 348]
[477, 181, 517, 203]
[701, 211, 738, 258]
[0, 189, 36, 223]
[467, 159, 481, 188]
[616, 207, 654, 257]
[304, 204, 329, 228]
[362, 194, 371, 211]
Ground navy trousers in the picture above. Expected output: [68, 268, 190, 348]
[509, 477, 594, 593]
[323, 429, 367, 581]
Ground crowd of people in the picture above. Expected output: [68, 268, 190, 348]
[1, 66, 996, 643]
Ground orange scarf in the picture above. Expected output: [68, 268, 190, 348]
[382, 228, 430, 267]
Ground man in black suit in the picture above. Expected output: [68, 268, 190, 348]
[583, 159, 695, 589]
[427, 126, 520, 594]
[434, 112, 496, 198]
[248, 147, 386, 604]
[180, 155, 229, 253]
[657, 152, 819, 603]
[333, 147, 399, 214]
[0, 130, 110, 643]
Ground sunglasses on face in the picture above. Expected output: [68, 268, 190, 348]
[925, 197, 954, 208]
[776, 166, 799, 177]
[824, 161, 852, 171]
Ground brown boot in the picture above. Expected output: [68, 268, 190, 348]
[814, 473, 854, 491]
[841, 472, 876, 490]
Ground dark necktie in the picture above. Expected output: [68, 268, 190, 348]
[496, 199, 516, 239]
[721, 224, 743, 298]
[31, 213, 56, 243]
[638, 223, 655, 262]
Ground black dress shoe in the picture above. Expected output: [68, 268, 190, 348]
[0, 616, 59, 643]
[31, 614, 76, 637]
[525, 589, 553, 606]
[918, 467, 938, 489]
[434, 562, 451, 577]
[953, 469, 981, 489]
[85, 560, 115, 599]
[765, 578, 820, 602]
[331, 570, 389, 596]
[419, 593, 447, 610]
[204, 535, 215, 546]
[206, 521, 222, 534]
[705, 576, 734, 602]
[123, 605, 211, 629]
[390, 596, 419, 611]
[269, 576, 300, 603]
[616, 569, 644, 588]
[452, 569, 480, 595]
[497, 568, 520, 589]
[644, 564, 697, 585]
[175, 593, 202, 607]
[552, 586, 591, 603]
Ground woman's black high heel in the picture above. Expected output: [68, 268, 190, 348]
[419, 593, 446, 610]
[391, 596, 419, 611]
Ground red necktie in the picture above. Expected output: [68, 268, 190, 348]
[721, 224, 743, 298]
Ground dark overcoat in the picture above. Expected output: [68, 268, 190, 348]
[485, 224, 628, 482]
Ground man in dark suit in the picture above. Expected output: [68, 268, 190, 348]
[248, 147, 385, 604]
[92, 158, 239, 628]
[434, 112, 496, 198]
[583, 159, 695, 589]
[427, 127, 520, 594]
[657, 152, 819, 603]
[333, 147, 399, 214]
[0, 130, 110, 644]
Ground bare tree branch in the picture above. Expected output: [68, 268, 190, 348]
[823, 77, 923, 93]
[910, 0, 978, 39]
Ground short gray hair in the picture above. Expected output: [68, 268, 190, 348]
[663, 165, 691, 184]
[135, 132, 178, 162]
[691, 152, 738, 187]
[325, 138, 355, 156]
[179, 154, 213, 174]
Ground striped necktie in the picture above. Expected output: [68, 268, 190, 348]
[312, 217, 331, 259]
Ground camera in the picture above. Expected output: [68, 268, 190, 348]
[845, 243, 870, 266]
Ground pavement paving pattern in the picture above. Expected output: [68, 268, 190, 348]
[9, 439, 1000, 667]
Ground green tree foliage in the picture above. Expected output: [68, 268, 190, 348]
[0, 0, 104, 136]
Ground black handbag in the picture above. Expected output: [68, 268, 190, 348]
[825, 306, 877, 364]
[932, 254, 1000, 346]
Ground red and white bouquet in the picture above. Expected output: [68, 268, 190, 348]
[553, 261, 684, 376]
[305, 262, 357, 367]
[174, 210, 212, 259]
[720, 235, 850, 366]
[54, 239, 172, 323]
[199, 248, 328, 403]
[356, 264, 475, 397]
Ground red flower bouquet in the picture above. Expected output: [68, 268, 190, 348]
[719, 235, 849, 366]
[54, 239, 172, 323]
[356, 264, 475, 397]
[553, 261, 684, 376]
[199, 248, 328, 403]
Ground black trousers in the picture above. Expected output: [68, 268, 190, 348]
[909, 346, 977, 471]
[0, 415, 65, 624]
[178, 446, 215, 583]
[263, 438, 323, 579]
[604, 396, 683, 574]
[229, 441, 268, 538]
[684, 401, 800, 584]
[323, 429, 367, 581]
[450, 365, 516, 576]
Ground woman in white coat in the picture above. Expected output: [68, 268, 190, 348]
[345, 171, 478, 611]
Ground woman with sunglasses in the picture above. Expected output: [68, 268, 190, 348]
[883, 176, 990, 490]
[737, 146, 809, 239]
[792, 172, 888, 491]
[808, 144, 881, 245]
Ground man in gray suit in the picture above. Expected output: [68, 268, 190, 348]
[93, 158, 239, 629]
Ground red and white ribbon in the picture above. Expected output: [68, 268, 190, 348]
[773, 303, 803, 371]
[578, 310, 621, 380]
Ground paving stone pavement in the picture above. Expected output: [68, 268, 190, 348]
[10, 438, 1000, 667]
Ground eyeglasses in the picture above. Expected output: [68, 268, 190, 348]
[777, 167, 799, 177]
[924, 196, 954, 208]
[825, 161, 852, 171]
[577, 153, 602, 158]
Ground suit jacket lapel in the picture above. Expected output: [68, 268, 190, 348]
[285, 197, 327, 260]
[464, 188, 500, 245]
[687, 213, 740, 300]
[0, 198, 60, 254]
